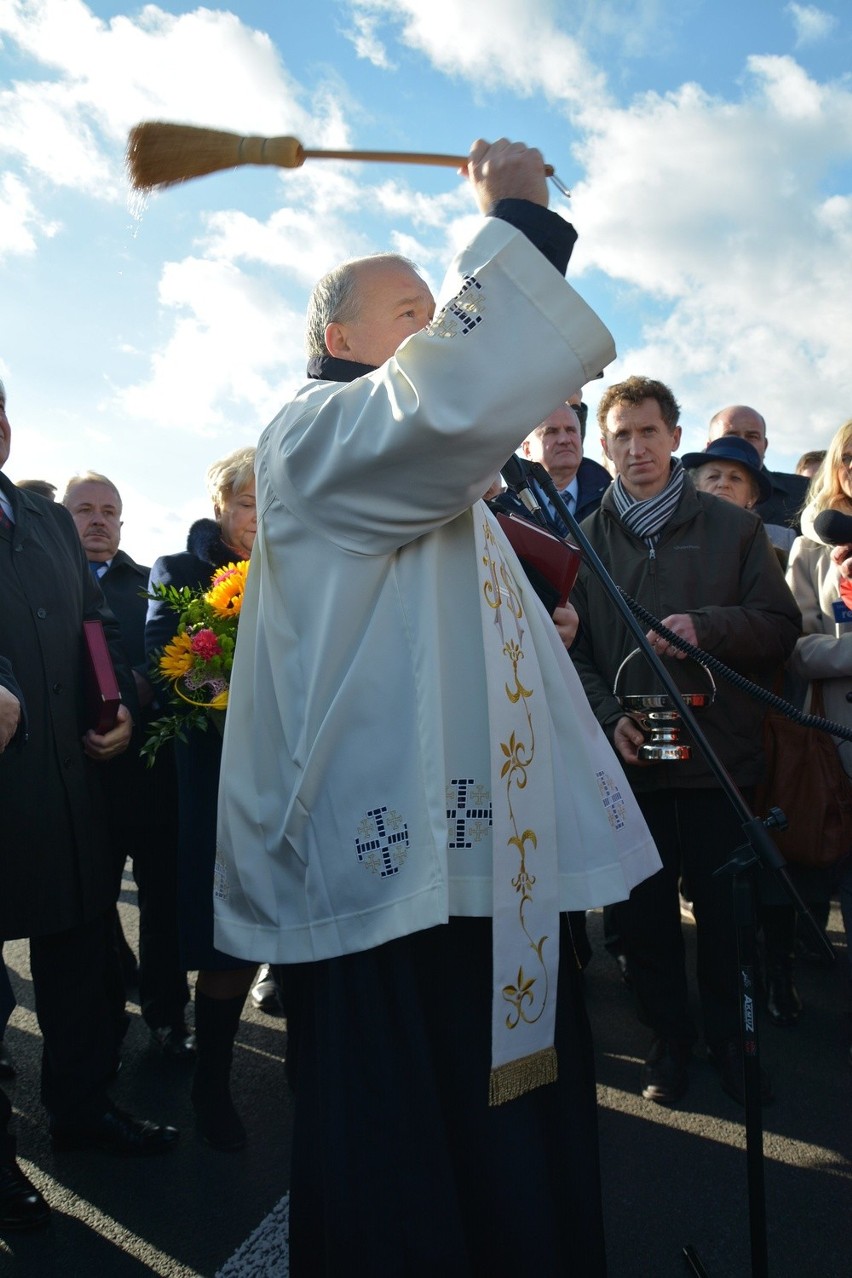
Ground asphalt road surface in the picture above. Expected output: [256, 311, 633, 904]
[1, 870, 850, 1276]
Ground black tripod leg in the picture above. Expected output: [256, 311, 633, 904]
[733, 868, 769, 1278]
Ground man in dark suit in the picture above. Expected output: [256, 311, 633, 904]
[519, 400, 611, 530]
[62, 473, 192, 1059]
[708, 405, 808, 532]
[0, 384, 178, 1233]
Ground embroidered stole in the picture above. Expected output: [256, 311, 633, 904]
[475, 508, 560, 1104]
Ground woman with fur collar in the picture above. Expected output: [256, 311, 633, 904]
[145, 446, 258, 1150]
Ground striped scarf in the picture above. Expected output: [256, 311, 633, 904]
[612, 460, 684, 545]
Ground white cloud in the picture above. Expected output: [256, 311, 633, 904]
[348, 0, 608, 109]
[786, 3, 838, 46]
[117, 159, 481, 434]
[0, 1, 323, 200]
[115, 256, 305, 434]
[573, 56, 852, 460]
[0, 78, 115, 193]
[0, 171, 59, 258]
[0, 2, 365, 451]
[199, 166, 376, 284]
[5, 0, 851, 486]
[345, 10, 394, 69]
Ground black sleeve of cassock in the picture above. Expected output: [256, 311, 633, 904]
[487, 199, 577, 276]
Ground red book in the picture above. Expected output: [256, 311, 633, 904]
[495, 511, 582, 609]
[83, 619, 121, 733]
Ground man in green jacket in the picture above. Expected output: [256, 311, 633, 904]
[571, 375, 801, 1106]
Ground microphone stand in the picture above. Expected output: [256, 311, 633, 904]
[509, 460, 833, 1278]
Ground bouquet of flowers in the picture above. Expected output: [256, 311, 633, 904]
[142, 559, 249, 764]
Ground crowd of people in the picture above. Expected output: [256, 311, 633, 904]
[1, 137, 850, 1275]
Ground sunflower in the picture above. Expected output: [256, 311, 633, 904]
[159, 631, 194, 681]
[206, 560, 249, 618]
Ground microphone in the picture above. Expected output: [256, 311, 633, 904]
[813, 509, 852, 546]
[500, 455, 547, 525]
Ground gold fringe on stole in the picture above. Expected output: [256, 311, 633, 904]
[488, 1046, 558, 1106]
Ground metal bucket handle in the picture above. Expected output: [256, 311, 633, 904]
[612, 646, 717, 704]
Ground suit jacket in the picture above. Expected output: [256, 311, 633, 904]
[97, 547, 179, 849]
[755, 469, 809, 533]
[574, 456, 612, 523]
[99, 549, 150, 673]
[495, 454, 611, 529]
[0, 475, 133, 939]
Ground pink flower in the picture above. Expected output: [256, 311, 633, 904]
[190, 628, 222, 661]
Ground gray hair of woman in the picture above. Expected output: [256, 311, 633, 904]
[205, 446, 256, 512]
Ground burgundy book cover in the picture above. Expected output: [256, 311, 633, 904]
[495, 511, 582, 609]
[83, 619, 121, 733]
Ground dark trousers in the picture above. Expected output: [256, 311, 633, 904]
[132, 839, 188, 1029]
[29, 910, 120, 1124]
[614, 788, 748, 1051]
[286, 915, 606, 1278]
[104, 752, 188, 1029]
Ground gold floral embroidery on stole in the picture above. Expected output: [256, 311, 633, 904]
[481, 519, 552, 1041]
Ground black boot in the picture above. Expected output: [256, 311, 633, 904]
[766, 959, 802, 1027]
[191, 991, 247, 1151]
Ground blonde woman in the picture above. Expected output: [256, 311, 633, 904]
[145, 446, 259, 1149]
[786, 420, 852, 1063]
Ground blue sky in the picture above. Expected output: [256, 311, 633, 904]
[1, 0, 850, 563]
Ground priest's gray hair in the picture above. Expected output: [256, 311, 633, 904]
[305, 253, 420, 358]
[0, 377, 5, 403]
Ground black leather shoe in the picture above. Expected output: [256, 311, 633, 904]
[709, 1041, 774, 1106]
[0, 1157, 50, 1231]
[150, 1025, 197, 1060]
[250, 964, 284, 1015]
[766, 965, 802, 1026]
[640, 1038, 691, 1104]
[51, 1106, 180, 1156]
[0, 1040, 15, 1080]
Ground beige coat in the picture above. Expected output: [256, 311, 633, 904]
[787, 505, 852, 776]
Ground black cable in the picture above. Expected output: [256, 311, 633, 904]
[622, 591, 852, 743]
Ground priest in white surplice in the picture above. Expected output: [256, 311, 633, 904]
[216, 139, 661, 1276]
